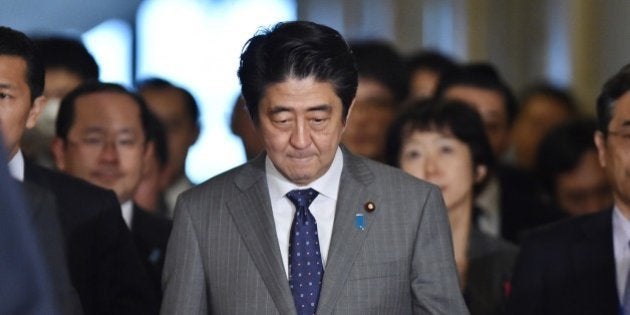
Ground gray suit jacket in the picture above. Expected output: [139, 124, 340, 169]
[161, 149, 468, 314]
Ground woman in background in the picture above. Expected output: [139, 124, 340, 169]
[386, 99, 517, 315]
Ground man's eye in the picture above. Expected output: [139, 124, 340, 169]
[82, 138, 103, 145]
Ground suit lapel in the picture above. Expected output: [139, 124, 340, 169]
[571, 209, 619, 312]
[226, 155, 296, 314]
[317, 151, 380, 314]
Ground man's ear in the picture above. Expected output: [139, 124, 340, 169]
[343, 98, 357, 129]
[594, 130, 607, 168]
[25, 95, 46, 129]
[474, 164, 488, 184]
[142, 141, 156, 177]
[50, 137, 67, 171]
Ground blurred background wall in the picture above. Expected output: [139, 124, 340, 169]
[3, 0, 629, 182]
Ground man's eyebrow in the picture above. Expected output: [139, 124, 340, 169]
[0, 83, 14, 89]
[268, 105, 291, 115]
[307, 104, 332, 113]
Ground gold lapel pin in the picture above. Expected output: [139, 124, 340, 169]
[364, 201, 375, 212]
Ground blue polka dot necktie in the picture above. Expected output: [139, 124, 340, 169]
[286, 188, 323, 315]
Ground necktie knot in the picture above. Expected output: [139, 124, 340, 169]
[286, 188, 319, 209]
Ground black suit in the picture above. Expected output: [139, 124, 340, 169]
[131, 205, 172, 300]
[494, 164, 564, 243]
[507, 209, 618, 314]
[24, 161, 159, 315]
[22, 182, 83, 315]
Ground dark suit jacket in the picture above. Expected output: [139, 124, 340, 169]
[495, 164, 566, 243]
[0, 166, 57, 314]
[465, 227, 518, 315]
[24, 161, 159, 315]
[131, 205, 172, 300]
[507, 208, 618, 314]
[161, 149, 468, 314]
[22, 182, 83, 315]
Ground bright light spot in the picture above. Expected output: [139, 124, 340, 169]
[137, 0, 296, 183]
[83, 19, 133, 87]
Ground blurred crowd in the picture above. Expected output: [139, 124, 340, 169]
[0, 21, 626, 315]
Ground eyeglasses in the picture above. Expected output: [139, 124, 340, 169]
[68, 135, 143, 152]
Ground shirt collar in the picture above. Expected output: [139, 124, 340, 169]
[7, 149, 25, 182]
[121, 200, 134, 229]
[266, 147, 343, 202]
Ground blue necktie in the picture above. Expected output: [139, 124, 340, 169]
[287, 189, 323, 315]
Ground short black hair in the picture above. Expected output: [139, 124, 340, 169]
[520, 82, 578, 116]
[350, 40, 407, 103]
[33, 36, 99, 81]
[386, 98, 495, 195]
[435, 62, 518, 125]
[596, 64, 630, 135]
[406, 49, 457, 79]
[56, 82, 152, 144]
[535, 118, 597, 197]
[238, 21, 357, 123]
[136, 77, 201, 130]
[0, 26, 45, 101]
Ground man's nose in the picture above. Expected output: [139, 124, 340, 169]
[290, 120, 312, 149]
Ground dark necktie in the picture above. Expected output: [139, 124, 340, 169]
[286, 188, 323, 315]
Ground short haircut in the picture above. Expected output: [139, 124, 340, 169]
[386, 98, 495, 195]
[596, 64, 630, 135]
[435, 62, 518, 126]
[0, 26, 45, 101]
[406, 49, 457, 79]
[350, 40, 407, 103]
[33, 36, 99, 81]
[520, 82, 578, 116]
[535, 118, 597, 196]
[56, 82, 152, 144]
[136, 77, 200, 129]
[238, 21, 357, 123]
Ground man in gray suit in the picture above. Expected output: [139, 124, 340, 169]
[161, 21, 467, 314]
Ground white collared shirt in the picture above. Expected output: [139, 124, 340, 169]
[7, 150, 25, 181]
[613, 206, 630, 300]
[121, 200, 134, 230]
[266, 147, 343, 278]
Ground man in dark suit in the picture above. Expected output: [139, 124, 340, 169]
[507, 64, 630, 314]
[51, 82, 172, 300]
[0, 26, 158, 314]
[161, 21, 467, 314]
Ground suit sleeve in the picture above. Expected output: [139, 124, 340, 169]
[410, 186, 469, 314]
[161, 195, 208, 315]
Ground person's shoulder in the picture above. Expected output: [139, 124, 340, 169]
[470, 228, 518, 262]
[180, 158, 264, 201]
[25, 162, 117, 201]
[347, 152, 439, 192]
[521, 209, 612, 247]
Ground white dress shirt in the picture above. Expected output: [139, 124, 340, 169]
[121, 200, 134, 229]
[613, 206, 630, 300]
[7, 149, 25, 181]
[266, 147, 343, 278]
